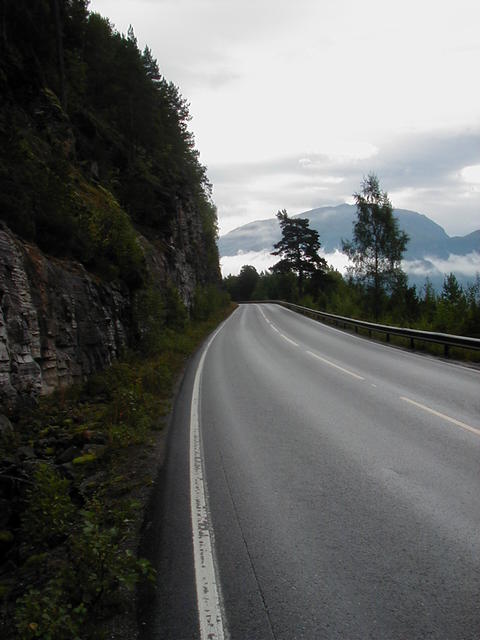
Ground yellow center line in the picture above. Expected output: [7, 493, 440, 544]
[400, 396, 480, 437]
[306, 351, 365, 380]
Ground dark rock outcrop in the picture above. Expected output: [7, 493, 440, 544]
[0, 201, 218, 411]
[0, 224, 131, 410]
[138, 199, 217, 310]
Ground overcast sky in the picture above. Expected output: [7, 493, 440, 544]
[90, 0, 480, 237]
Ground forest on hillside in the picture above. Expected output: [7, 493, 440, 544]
[0, 0, 219, 287]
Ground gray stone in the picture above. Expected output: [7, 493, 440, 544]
[17, 446, 35, 460]
[59, 462, 76, 480]
[81, 443, 106, 458]
[56, 446, 82, 464]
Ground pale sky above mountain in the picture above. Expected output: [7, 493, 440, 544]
[90, 0, 480, 237]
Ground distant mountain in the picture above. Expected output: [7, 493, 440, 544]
[219, 204, 479, 260]
[219, 204, 480, 287]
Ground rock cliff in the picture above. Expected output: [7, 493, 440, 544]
[0, 224, 131, 410]
[0, 201, 217, 411]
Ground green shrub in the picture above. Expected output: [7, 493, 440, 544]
[15, 578, 86, 640]
[86, 361, 137, 400]
[76, 180, 146, 286]
[133, 286, 166, 354]
[140, 358, 172, 395]
[164, 286, 188, 330]
[107, 382, 153, 446]
[69, 508, 154, 610]
[21, 464, 75, 548]
[72, 453, 97, 465]
[192, 284, 229, 321]
[298, 294, 316, 311]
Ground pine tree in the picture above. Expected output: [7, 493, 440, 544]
[142, 45, 161, 82]
[271, 209, 326, 295]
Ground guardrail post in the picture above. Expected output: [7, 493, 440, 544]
[410, 337, 414, 350]
[444, 344, 449, 358]
[386, 333, 390, 343]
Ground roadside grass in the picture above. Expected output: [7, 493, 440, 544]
[0, 301, 235, 640]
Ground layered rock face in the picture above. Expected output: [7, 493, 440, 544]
[0, 225, 130, 410]
[140, 199, 216, 310]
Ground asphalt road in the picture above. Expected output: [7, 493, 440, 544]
[142, 303, 480, 640]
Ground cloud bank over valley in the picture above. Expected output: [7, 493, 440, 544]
[219, 203, 480, 288]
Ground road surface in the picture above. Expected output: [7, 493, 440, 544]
[141, 303, 480, 640]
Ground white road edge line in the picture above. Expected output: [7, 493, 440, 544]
[190, 323, 228, 640]
[280, 333, 298, 346]
[259, 308, 271, 324]
[400, 396, 480, 438]
[306, 350, 365, 380]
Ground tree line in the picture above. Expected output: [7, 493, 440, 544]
[225, 175, 480, 338]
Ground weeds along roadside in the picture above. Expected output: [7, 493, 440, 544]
[0, 296, 235, 640]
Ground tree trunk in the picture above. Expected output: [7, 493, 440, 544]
[52, 0, 67, 109]
[374, 243, 380, 320]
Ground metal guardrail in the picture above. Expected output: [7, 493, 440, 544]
[249, 300, 480, 357]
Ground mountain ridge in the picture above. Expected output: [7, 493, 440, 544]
[219, 203, 479, 262]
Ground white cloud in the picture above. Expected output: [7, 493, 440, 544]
[221, 249, 350, 277]
[89, 0, 480, 237]
[221, 250, 277, 277]
[400, 253, 480, 280]
[324, 250, 350, 273]
[401, 259, 438, 278]
[461, 165, 480, 184]
[423, 252, 480, 277]
[222, 249, 480, 287]
[460, 165, 480, 197]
